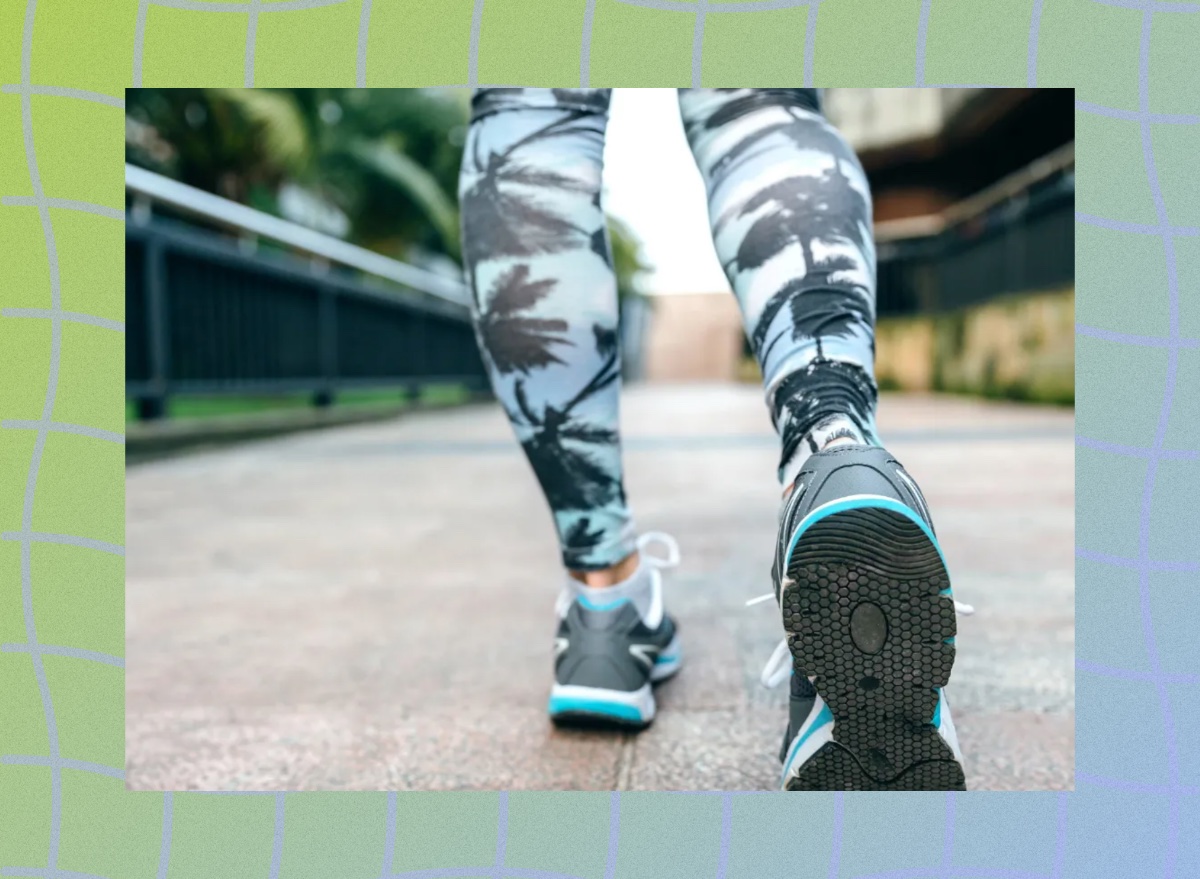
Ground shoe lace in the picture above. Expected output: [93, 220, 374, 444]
[749, 592, 976, 689]
[633, 532, 680, 627]
[636, 531, 681, 570]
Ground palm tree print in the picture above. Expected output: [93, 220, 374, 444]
[505, 331, 622, 512]
[478, 264, 573, 375]
[700, 89, 822, 130]
[752, 258, 871, 367]
[461, 113, 596, 276]
[460, 88, 878, 569]
[564, 516, 607, 551]
[698, 101, 844, 185]
[551, 89, 613, 115]
[773, 359, 877, 464]
[725, 163, 868, 277]
[589, 226, 611, 267]
[593, 324, 618, 360]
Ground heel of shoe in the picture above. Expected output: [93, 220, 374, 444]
[781, 500, 963, 789]
[548, 683, 656, 729]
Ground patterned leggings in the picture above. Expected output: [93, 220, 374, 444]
[459, 88, 879, 571]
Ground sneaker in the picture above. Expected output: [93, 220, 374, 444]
[762, 444, 968, 790]
[547, 532, 682, 729]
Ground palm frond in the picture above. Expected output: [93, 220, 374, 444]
[500, 162, 594, 192]
[215, 88, 310, 171]
[349, 139, 461, 258]
[513, 379, 540, 426]
[563, 424, 618, 444]
[489, 265, 558, 317]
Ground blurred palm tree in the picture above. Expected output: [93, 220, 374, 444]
[126, 88, 465, 260]
[125, 88, 648, 302]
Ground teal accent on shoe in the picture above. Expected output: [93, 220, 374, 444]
[656, 653, 678, 664]
[548, 696, 643, 722]
[576, 594, 629, 612]
[786, 494, 949, 573]
[932, 689, 942, 727]
[781, 703, 833, 783]
[944, 637, 955, 645]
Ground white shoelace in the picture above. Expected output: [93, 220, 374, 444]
[750, 591, 976, 689]
[633, 532, 680, 628]
[636, 531, 681, 570]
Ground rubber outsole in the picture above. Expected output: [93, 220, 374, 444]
[781, 505, 966, 791]
[549, 710, 653, 731]
[548, 664, 679, 732]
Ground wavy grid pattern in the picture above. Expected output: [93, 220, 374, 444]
[1, 0, 1195, 875]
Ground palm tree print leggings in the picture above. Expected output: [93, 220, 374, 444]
[459, 88, 879, 572]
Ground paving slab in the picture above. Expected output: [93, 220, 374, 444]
[126, 384, 1074, 790]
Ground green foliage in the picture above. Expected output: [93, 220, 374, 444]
[126, 88, 468, 259]
[125, 88, 646, 298]
[607, 214, 649, 304]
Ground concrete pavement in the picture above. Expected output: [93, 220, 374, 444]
[125, 385, 1074, 790]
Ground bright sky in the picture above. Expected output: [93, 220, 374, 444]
[601, 89, 732, 297]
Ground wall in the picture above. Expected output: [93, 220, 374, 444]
[875, 288, 1074, 404]
[639, 286, 1074, 407]
[822, 88, 985, 153]
[642, 291, 745, 382]
[729, 289, 1074, 405]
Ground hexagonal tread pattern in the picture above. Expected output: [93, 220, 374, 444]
[783, 505, 966, 791]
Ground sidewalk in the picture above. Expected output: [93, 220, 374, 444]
[126, 384, 1074, 790]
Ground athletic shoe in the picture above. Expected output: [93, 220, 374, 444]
[547, 532, 682, 729]
[763, 443, 968, 790]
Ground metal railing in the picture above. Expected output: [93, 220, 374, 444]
[125, 166, 488, 420]
[125, 164, 470, 306]
[873, 142, 1075, 317]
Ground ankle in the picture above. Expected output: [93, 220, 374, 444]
[780, 417, 866, 499]
[569, 550, 640, 588]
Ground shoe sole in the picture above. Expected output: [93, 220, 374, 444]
[548, 657, 680, 732]
[549, 708, 653, 731]
[781, 503, 966, 790]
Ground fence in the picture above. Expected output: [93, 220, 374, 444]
[125, 166, 489, 420]
[127, 145, 1074, 419]
[873, 141, 1075, 317]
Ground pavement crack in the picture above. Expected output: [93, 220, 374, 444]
[615, 731, 638, 790]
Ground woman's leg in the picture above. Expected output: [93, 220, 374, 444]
[679, 89, 965, 790]
[458, 88, 637, 581]
[677, 88, 879, 489]
[461, 91, 682, 729]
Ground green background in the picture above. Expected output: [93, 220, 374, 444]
[2, 0, 1198, 876]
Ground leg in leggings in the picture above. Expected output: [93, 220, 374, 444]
[459, 87, 877, 572]
[677, 88, 879, 489]
[459, 90, 964, 783]
[458, 89, 629, 573]
[673, 92, 964, 789]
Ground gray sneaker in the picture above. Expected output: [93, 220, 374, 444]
[548, 532, 682, 729]
[763, 444, 967, 790]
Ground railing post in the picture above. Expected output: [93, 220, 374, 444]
[138, 234, 169, 420]
[411, 307, 427, 385]
[1006, 195, 1026, 297]
[314, 284, 337, 409]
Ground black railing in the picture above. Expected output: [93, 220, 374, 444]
[875, 160, 1074, 317]
[126, 216, 489, 419]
